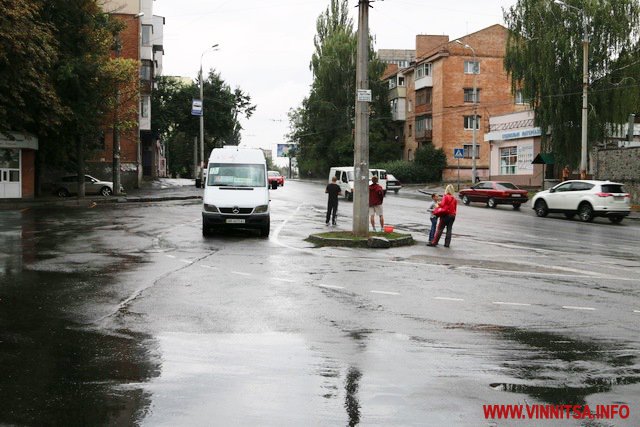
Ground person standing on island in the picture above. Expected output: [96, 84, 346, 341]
[562, 165, 571, 182]
[369, 176, 385, 232]
[428, 184, 457, 248]
[325, 176, 342, 226]
[427, 193, 440, 243]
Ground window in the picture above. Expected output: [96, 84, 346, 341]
[515, 90, 526, 104]
[140, 61, 152, 81]
[464, 88, 480, 103]
[388, 78, 396, 89]
[571, 182, 595, 191]
[142, 25, 152, 46]
[390, 99, 398, 113]
[415, 63, 432, 79]
[464, 60, 479, 74]
[0, 148, 19, 168]
[408, 124, 412, 136]
[207, 163, 266, 187]
[415, 116, 432, 131]
[464, 115, 480, 130]
[416, 88, 432, 105]
[463, 144, 480, 159]
[398, 76, 405, 86]
[141, 95, 150, 118]
[500, 146, 517, 175]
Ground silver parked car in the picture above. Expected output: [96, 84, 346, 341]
[531, 180, 631, 223]
[54, 174, 120, 197]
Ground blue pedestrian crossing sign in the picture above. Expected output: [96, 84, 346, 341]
[453, 148, 464, 159]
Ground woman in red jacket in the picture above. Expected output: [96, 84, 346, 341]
[428, 184, 457, 248]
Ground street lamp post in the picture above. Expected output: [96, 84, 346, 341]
[456, 40, 478, 183]
[198, 44, 219, 187]
[554, 0, 589, 179]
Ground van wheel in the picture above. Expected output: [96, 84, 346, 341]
[260, 224, 270, 238]
[202, 222, 212, 237]
[346, 191, 353, 201]
[394, 189, 399, 194]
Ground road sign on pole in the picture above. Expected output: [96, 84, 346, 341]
[454, 148, 464, 191]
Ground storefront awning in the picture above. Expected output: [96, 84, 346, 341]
[0, 132, 38, 150]
[532, 153, 554, 165]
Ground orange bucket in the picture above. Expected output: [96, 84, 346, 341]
[383, 225, 394, 233]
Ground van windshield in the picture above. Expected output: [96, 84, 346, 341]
[207, 163, 265, 187]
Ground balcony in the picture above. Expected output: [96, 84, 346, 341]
[415, 128, 432, 141]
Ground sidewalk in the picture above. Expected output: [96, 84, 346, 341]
[0, 178, 203, 211]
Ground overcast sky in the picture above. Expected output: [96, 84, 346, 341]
[153, 0, 517, 164]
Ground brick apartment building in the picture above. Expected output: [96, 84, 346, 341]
[95, 0, 165, 189]
[384, 25, 528, 181]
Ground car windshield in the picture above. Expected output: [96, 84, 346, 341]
[496, 182, 518, 190]
[268, 171, 279, 177]
[601, 184, 625, 193]
[207, 163, 265, 187]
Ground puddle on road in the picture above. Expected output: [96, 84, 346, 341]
[455, 324, 640, 406]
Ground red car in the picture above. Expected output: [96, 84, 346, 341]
[268, 170, 284, 189]
[458, 181, 529, 209]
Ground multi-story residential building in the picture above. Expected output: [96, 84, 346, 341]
[384, 25, 528, 180]
[378, 49, 415, 70]
[96, 0, 165, 187]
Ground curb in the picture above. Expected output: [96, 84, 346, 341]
[0, 194, 203, 211]
[306, 233, 414, 248]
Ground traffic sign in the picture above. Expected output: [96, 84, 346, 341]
[453, 148, 464, 159]
[191, 99, 203, 116]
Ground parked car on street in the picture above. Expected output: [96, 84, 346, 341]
[386, 173, 402, 194]
[459, 181, 529, 209]
[531, 180, 631, 223]
[267, 170, 284, 189]
[54, 174, 120, 197]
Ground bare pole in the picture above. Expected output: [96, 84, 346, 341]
[353, 0, 370, 236]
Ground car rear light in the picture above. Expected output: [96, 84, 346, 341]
[596, 192, 613, 197]
[624, 194, 631, 198]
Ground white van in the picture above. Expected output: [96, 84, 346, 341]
[328, 166, 375, 201]
[202, 147, 270, 237]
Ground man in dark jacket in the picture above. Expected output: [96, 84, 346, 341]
[325, 176, 342, 226]
[369, 176, 385, 232]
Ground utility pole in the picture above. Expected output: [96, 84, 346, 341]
[353, 0, 371, 236]
[112, 35, 122, 196]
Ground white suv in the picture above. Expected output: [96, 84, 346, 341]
[531, 180, 631, 223]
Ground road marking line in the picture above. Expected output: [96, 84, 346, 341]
[434, 296, 464, 302]
[200, 265, 218, 270]
[179, 259, 192, 264]
[231, 271, 251, 276]
[371, 290, 400, 296]
[166, 255, 176, 258]
[562, 305, 596, 311]
[274, 278, 296, 283]
[634, 310, 640, 314]
[318, 284, 344, 290]
[492, 301, 532, 306]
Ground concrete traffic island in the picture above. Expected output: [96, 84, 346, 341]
[307, 230, 414, 248]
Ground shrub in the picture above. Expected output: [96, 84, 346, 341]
[373, 145, 446, 183]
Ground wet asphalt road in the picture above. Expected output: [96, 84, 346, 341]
[1, 180, 639, 426]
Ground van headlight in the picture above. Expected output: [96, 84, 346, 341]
[204, 204, 219, 213]
[254, 204, 269, 213]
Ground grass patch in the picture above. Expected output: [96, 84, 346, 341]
[315, 231, 408, 240]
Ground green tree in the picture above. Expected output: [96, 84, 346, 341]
[0, 0, 62, 134]
[151, 73, 255, 177]
[504, 0, 640, 168]
[288, 0, 397, 177]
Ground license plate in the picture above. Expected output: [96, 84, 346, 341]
[614, 196, 623, 201]
[226, 219, 245, 224]
[512, 194, 521, 197]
